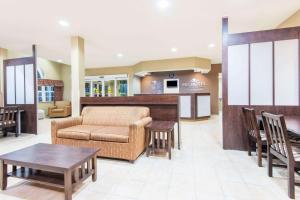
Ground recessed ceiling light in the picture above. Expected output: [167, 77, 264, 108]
[157, 0, 170, 9]
[171, 48, 177, 52]
[208, 43, 215, 48]
[57, 59, 63, 63]
[58, 20, 70, 27]
[117, 53, 123, 58]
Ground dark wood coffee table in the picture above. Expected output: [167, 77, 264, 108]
[0, 143, 100, 200]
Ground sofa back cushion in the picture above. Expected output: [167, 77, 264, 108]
[81, 106, 150, 126]
[55, 101, 71, 109]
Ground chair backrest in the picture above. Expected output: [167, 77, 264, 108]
[261, 112, 293, 161]
[55, 101, 71, 109]
[242, 107, 261, 140]
[3, 106, 18, 124]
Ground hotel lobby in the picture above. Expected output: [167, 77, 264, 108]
[1, 0, 300, 200]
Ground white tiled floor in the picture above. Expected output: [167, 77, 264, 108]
[0, 115, 299, 200]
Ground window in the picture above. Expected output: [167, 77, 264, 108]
[38, 86, 55, 102]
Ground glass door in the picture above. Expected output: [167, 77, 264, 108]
[116, 80, 128, 96]
[92, 81, 102, 97]
[85, 82, 91, 97]
[104, 80, 115, 97]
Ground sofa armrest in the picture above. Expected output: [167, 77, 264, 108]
[64, 105, 72, 116]
[128, 117, 152, 157]
[51, 117, 82, 143]
[48, 105, 57, 115]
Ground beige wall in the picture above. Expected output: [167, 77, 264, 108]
[133, 57, 211, 73]
[85, 57, 211, 95]
[277, 9, 300, 28]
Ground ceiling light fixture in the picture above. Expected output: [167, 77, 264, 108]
[171, 47, 177, 52]
[58, 20, 70, 27]
[117, 53, 123, 58]
[57, 59, 63, 63]
[157, 0, 170, 9]
[208, 43, 215, 48]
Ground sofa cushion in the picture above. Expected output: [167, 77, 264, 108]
[91, 126, 129, 143]
[81, 106, 150, 126]
[57, 125, 99, 140]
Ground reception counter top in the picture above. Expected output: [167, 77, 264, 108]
[135, 93, 211, 120]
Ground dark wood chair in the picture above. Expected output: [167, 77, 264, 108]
[261, 112, 300, 199]
[242, 107, 267, 167]
[0, 106, 19, 137]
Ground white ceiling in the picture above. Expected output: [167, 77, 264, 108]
[0, 0, 299, 68]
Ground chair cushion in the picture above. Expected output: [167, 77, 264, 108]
[292, 146, 300, 162]
[91, 126, 129, 143]
[57, 125, 100, 140]
[52, 108, 64, 113]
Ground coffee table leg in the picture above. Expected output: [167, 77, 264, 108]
[64, 170, 72, 200]
[92, 156, 97, 182]
[0, 160, 7, 190]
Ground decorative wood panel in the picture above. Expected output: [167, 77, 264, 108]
[222, 18, 300, 150]
[3, 46, 37, 134]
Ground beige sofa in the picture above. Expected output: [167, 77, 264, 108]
[48, 101, 71, 118]
[51, 106, 152, 162]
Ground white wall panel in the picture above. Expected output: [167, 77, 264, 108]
[15, 65, 25, 104]
[228, 44, 249, 105]
[180, 96, 191, 118]
[274, 39, 299, 106]
[6, 66, 15, 104]
[25, 64, 35, 104]
[250, 42, 273, 105]
[197, 95, 211, 117]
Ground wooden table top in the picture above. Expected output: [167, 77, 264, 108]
[146, 121, 175, 131]
[0, 143, 100, 172]
[258, 115, 300, 136]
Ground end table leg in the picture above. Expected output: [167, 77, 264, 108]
[0, 160, 7, 190]
[64, 170, 72, 200]
[168, 131, 172, 160]
[146, 129, 150, 157]
[92, 156, 97, 182]
[177, 123, 181, 150]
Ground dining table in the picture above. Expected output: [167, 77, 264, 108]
[257, 115, 300, 136]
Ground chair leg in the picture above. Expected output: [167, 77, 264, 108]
[257, 143, 263, 167]
[247, 138, 252, 156]
[288, 163, 295, 199]
[3, 129, 7, 137]
[267, 148, 273, 177]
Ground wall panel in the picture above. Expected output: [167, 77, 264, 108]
[228, 44, 249, 105]
[274, 39, 299, 106]
[250, 42, 273, 105]
[6, 66, 15, 104]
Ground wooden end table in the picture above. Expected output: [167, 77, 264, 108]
[0, 143, 100, 200]
[145, 121, 176, 159]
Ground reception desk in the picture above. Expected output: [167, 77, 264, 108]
[135, 93, 211, 120]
